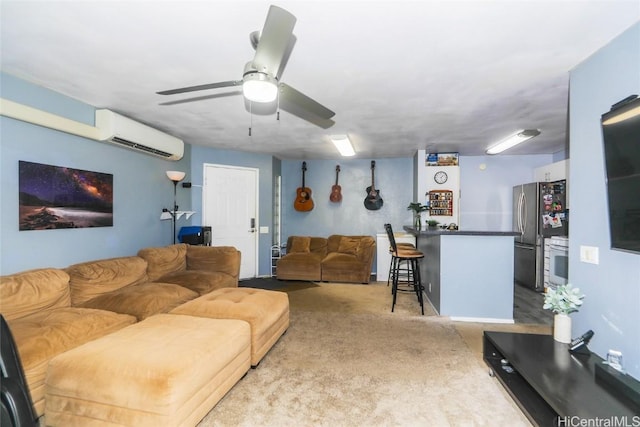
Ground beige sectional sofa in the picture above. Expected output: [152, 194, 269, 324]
[0, 243, 289, 426]
[276, 234, 376, 284]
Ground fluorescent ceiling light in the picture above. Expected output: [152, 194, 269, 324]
[331, 135, 355, 156]
[242, 72, 278, 103]
[486, 129, 541, 155]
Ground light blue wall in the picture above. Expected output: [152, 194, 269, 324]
[280, 158, 414, 243]
[569, 23, 640, 379]
[189, 145, 277, 276]
[0, 72, 191, 274]
[459, 155, 553, 230]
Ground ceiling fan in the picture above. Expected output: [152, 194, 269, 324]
[157, 5, 335, 127]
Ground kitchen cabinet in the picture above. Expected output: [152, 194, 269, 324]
[535, 159, 569, 182]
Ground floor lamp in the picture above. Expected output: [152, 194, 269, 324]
[164, 170, 186, 244]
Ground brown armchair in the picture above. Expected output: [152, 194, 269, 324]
[321, 235, 376, 284]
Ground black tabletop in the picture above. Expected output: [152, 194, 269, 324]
[485, 332, 638, 418]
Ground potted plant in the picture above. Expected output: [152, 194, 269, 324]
[543, 283, 585, 343]
[407, 202, 428, 229]
[426, 219, 439, 228]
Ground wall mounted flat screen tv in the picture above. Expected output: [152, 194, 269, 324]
[601, 95, 640, 254]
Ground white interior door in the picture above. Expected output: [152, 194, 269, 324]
[203, 164, 258, 279]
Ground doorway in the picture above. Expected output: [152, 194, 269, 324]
[203, 164, 259, 279]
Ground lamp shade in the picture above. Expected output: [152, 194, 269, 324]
[166, 170, 186, 182]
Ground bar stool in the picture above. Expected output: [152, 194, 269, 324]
[384, 225, 416, 288]
[384, 224, 425, 315]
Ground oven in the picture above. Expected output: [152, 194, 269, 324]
[548, 237, 569, 287]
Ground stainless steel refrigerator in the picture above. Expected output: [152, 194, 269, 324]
[513, 181, 568, 291]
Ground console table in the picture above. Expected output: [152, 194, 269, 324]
[483, 332, 638, 426]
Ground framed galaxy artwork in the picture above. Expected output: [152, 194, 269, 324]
[19, 161, 113, 230]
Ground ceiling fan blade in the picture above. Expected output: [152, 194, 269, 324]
[252, 6, 296, 77]
[276, 34, 296, 81]
[279, 83, 335, 120]
[159, 91, 242, 106]
[278, 102, 336, 129]
[157, 80, 241, 95]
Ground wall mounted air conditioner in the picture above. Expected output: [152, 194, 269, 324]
[95, 109, 184, 161]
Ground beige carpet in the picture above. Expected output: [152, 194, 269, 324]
[198, 281, 546, 426]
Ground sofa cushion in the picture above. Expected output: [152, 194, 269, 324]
[8, 307, 136, 417]
[171, 288, 290, 366]
[159, 270, 238, 295]
[79, 282, 198, 320]
[186, 245, 241, 279]
[288, 236, 311, 253]
[337, 236, 360, 256]
[321, 252, 371, 283]
[66, 256, 149, 306]
[45, 314, 250, 427]
[0, 269, 70, 321]
[137, 244, 187, 282]
[285, 236, 328, 257]
[276, 252, 324, 281]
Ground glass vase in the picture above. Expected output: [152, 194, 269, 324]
[413, 214, 422, 229]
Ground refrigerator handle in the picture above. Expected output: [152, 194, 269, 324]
[521, 191, 527, 235]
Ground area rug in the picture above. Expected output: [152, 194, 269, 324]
[197, 282, 531, 426]
[238, 277, 292, 291]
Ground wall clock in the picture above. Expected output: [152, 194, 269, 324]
[434, 171, 448, 184]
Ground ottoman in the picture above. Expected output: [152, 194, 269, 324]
[171, 287, 289, 366]
[44, 314, 251, 427]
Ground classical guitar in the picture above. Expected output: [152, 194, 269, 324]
[364, 160, 383, 210]
[329, 165, 342, 203]
[294, 161, 314, 212]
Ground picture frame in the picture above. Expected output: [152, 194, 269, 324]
[19, 160, 113, 230]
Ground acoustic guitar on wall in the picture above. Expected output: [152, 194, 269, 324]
[294, 161, 314, 212]
[329, 165, 342, 203]
[364, 160, 383, 210]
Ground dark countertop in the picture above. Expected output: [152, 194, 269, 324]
[403, 226, 520, 237]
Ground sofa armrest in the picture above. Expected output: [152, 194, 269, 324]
[186, 246, 241, 280]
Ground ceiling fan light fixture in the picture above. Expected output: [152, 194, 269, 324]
[330, 135, 355, 157]
[242, 72, 278, 103]
[486, 129, 541, 155]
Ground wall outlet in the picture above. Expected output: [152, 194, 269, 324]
[259, 226, 269, 234]
[580, 245, 599, 264]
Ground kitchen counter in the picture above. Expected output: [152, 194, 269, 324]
[404, 227, 520, 237]
[404, 226, 519, 322]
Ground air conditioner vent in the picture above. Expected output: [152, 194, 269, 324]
[110, 137, 173, 158]
[95, 109, 183, 161]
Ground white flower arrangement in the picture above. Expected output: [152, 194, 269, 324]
[543, 283, 585, 315]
